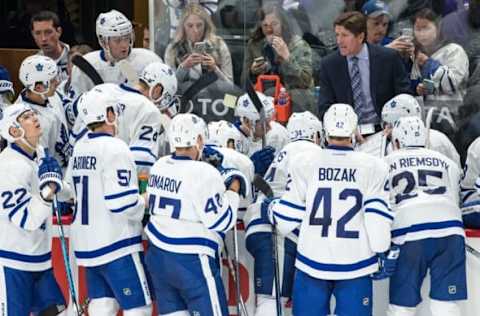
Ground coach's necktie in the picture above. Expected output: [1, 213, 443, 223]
[350, 56, 366, 114]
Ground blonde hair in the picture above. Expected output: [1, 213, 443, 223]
[174, 3, 217, 44]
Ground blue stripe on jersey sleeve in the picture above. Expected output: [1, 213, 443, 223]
[279, 199, 306, 211]
[365, 208, 394, 221]
[364, 198, 389, 209]
[110, 200, 138, 213]
[0, 250, 51, 263]
[208, 206, 232, 231]
[273, 211, 302, 223]
[105, 189, 138, 200]
[8, 197, 31, 220]
[147, 222, 218, 253]
[135, 161, 154, 167]
[130, 147, 157, 160]
[74, 235, 142, 259]
[462, 190, 475, 203]
[246, 218, 270, 231]
[391, 220, 464, 237]
[463, 200, 480, 208]
[297, 252, 377, 272]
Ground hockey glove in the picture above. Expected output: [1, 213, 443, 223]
[221, 168, 249, 198]
[250, 146, 275, 176]
[260, 197, 279, 225]
[38, 149, 63, 195]
[371, 245, 400, 280]
[202, 145, 224, 169]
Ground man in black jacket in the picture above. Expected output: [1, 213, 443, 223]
[318, 11, 411, 135]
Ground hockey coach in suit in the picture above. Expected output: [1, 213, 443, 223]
[317, 11, 411, 134]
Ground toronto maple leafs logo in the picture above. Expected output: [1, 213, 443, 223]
[100, 17, 106, 25]
[242, 99, 249, 107]
[35, 63, 44, 72]
[390, 100, 397, 108]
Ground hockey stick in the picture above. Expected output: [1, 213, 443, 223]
[179, 71, 218, 113]
[466, 243, 480, 259]
[52, 196, 87, 316]
[425, 107, 435, 149]
[246, 80, 267, 148]
[72, 55, 103, 86]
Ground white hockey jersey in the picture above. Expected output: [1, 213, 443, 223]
[357, 129, 460, 166]
[248, 121, 290, 155]
[70, 48, 162, 97]
[16, 91, 71, 169]
[66, 133, 145, 267]
[271, 145, 393, 280]
[461, 137, 480, 217]
[385, 147, 464, 245]
[145, 154, 240, 258]
[244, 139, 320, 243]
[70, 83, 164, 172]
[0, 144, 53, 271]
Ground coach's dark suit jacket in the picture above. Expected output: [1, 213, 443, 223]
[317, 43, 411, 118]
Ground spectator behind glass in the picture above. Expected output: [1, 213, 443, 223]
[411, 8, 469, 134]
[441, 0, 480, 75]
[164, 3, 233, 83]
[241, 3, 315, 113]
[143, 26, 150, 49]
[362, 0, 415, 59]
[31, 11, 70, 83]
[0, 66, 14, 105]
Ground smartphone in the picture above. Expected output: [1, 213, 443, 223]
[422, 78, 435, 94]
[193, 41, 207, 54]
[254, 56, 265, 64]
[400, 28, 414, 43]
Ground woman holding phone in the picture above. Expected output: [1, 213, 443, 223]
[410, 8, 468, 131]
[241, 3, 315, 113]
[164, 3, 233, 83]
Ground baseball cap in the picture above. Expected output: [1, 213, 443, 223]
[362, 0, 391, 18]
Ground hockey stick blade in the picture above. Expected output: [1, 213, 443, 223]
[72, 55, 103, 86]
[179, 71, 218, 113]
[466, 243, 480, 259]
[253, 175, 274, 199]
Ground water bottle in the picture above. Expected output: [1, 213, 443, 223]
[276, 87, 290, 124]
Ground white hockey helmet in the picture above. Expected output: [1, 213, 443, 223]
[235, 92, 275, 122]
[78, 87, 121, 127]
[19, 55, 58, 93]
[382, 94, 421, 126]
[392, 116, 426, 148]
[209, 120, 249, 154]
[96, 10, 134, 53]
[287, 111, 323, 142]
[169, 113, 207, 148]
[0, 103, 35, 143]
[140, 62, 178, 112]
[323, 103, 358, 138]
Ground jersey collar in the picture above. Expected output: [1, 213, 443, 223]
[20, 90, 48, 107]
[119, 83, 142, 95]
[10, 143, 37, 161]
[171, 153, 193, 161]
[88, 132, 112, 139]
[326, 144, 354, 151]
[100, 50, 108, 62]
[233, 120, 249, 138]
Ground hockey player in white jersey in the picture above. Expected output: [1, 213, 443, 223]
[0, 103, 68, 315]
[244, 111, 323, 316]
[460, 136, 480, 228]
[70, 9, 162, 97]
[70, 82, 164, 173]
[17, 55, 71, 169]
[262, 104, 398, 316]
[357, 94, 460, 166]
[385, 116, 466, 316]
[65, 89, 152, 315]
[145, 113, 248, 316]
[233, 91, 282, 176]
